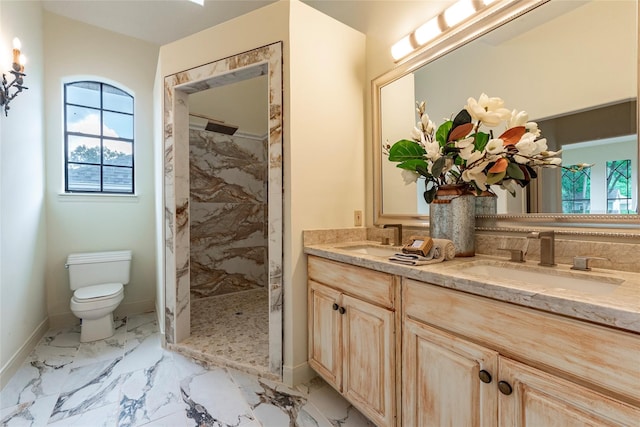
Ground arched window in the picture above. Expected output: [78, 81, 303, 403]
[64, 81, 134, 194]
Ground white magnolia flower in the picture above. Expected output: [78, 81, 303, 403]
[462, 161, 490, 190]
[526, 121, 541, 137]
[424, 139, 441, 161]
[508, 109, 529, 128]
[455, 137, 474, 149]
[485, 138, 506, 155]
[401, 169, 420, 185]
[411, 127, 422, 141]
[465, 93, 511, 127]
[421, 113, 435, 134]
[515, 133, 546, 162]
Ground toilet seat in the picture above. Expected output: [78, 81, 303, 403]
[73, 282, 123, 303]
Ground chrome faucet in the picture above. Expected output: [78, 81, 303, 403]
[528, 231, 556, 266]
[383, 224, 403, 246]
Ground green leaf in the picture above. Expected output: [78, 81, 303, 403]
[388, 139, 426, 162]
[486, 171, 506, 185]
[431, 156, 446, 178]
[415, 164, 432, 178]
[506, 161, 525, 180]
[424, 187, 438, 204]
[397, 159, 428, 171]
[474, 132, 490, 152]
[436, 121, 453, 146]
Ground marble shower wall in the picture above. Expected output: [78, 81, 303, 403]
[189, 129, 268, 300]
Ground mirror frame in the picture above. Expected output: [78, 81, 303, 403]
[372, 0, 640, 237]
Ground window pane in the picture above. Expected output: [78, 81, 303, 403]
[66, 82, 100, 108]
[67, 105, 101, 136]
[103, 166, 133, 193]
[103, 85, 133, 113]
[103, 111, 133, 139]
[67, 164, 100, 192]
[104, 139, 133, 166]
[68, 135, 101, 164]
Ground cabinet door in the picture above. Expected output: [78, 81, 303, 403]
[499, 357, 640, 427]
[342, 294, 396, 427]
[308, 280, 342, 389]
[403, 318, 499, 427]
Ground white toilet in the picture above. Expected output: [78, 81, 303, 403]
[66, 250, 132, 342]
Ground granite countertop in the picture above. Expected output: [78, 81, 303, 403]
[304, 241, 640, 334]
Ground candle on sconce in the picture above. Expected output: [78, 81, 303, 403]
[12, 38, 22, 65]
[18, 54, 26, 73]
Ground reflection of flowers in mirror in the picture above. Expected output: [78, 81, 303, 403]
[384, 94, 592, 203]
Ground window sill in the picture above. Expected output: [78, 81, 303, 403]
[57, 193, 140, 203]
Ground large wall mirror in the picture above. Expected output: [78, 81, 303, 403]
[373, 0, 639, 233]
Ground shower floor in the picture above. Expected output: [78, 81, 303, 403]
[172, 288, 272, 379]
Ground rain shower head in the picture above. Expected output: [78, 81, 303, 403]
[189, 113, 239, 135]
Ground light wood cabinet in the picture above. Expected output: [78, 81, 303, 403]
[403, 279, 640, 427]
[308, 256, 397, 427]
[499, 357, 640, 427]
[403, 318, 498, 426]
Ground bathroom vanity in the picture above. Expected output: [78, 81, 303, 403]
[304, 239, 640, 427]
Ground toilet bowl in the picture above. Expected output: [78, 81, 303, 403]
[70, 283, 124, 342]
[66, 251, 132, 343]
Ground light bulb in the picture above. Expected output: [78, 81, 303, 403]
[414, 18, 441, 45]
[12, 37, 21, 50]
[444, 0, 476, 28]
[391, 35, 414, 61]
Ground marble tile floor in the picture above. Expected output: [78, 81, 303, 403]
[172, 289, 271, 380]
[0, 312, 375, 427]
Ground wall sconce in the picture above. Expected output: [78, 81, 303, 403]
[391, 0, 497, 61]
[0, 38, 28, 117]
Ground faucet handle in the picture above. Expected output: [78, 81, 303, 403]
[497, 248, 525, 263]
[571, 256, 608, 271]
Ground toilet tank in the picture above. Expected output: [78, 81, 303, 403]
[66, 250, 132, 290]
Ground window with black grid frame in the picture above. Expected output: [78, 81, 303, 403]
[64, 81, 134, 194]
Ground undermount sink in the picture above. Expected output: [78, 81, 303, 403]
[458, 261, 624, 295]
[340, 244, 399, 257]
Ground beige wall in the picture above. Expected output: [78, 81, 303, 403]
[43, 13, 159, 327]
[0, 0, 48, 387]
[156, 0, 366, 385]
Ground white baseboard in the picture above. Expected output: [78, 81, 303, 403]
[155, 299, 164, 335]
[0, 317, 49, 390]
[282, 361, 316, 387]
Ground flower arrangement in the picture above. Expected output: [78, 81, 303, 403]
[384, 93, 587, 203]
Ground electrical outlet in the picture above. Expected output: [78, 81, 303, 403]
[354, 210, 363, 227]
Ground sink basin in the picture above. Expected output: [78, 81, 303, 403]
[459, 261, 623, 295]
[340, 245, 399, 257]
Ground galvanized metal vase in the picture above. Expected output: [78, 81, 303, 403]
[475, 190, 498, 215]
[429, 184, 476, 257]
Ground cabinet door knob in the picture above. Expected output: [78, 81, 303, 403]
[498, 381, 513, 395]
[339, 306, 346, 314]
[332, 303, 339, 311]
[479, 370, 492, 384]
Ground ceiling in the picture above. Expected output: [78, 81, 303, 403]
[41, 0, 456, 48]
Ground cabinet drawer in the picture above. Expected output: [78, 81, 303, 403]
[404, 279, 640, 405]
[308, 256, 395, 309]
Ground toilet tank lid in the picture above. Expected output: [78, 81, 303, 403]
[66, 250, 132, 265]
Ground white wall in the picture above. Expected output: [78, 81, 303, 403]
[43, 13, 159, 327]
[288, 0, 366, 383]
[0, 1, 48, 387]
[156, 0, 365, 385]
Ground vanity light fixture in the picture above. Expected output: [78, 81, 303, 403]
[1, 38, 28, 116]
[391, 0, 497, 61]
